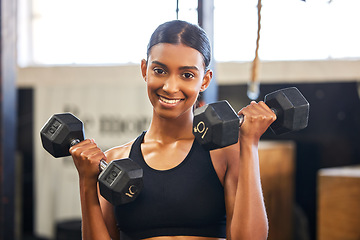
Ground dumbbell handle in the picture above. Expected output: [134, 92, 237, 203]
[70, 139, 108, 172]
[239, 115, 244, 126]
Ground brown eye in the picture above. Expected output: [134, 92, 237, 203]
[182, 72, 194, 79]
[154, 68, 166, 75]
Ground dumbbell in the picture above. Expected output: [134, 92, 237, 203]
[193, 87, 309, 150]
[40, 113, 143, 205]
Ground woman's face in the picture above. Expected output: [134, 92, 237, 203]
[141, 43, 212, 120]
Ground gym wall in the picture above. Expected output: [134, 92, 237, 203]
[16, 60, 360, 239]
[18, 65, 153, 238]
[219, 81, 360, 240]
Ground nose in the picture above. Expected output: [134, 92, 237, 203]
[162, 75, 179, 94]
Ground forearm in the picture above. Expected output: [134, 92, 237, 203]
[230, 140, 268, 239]
[79, 178, 111, 240]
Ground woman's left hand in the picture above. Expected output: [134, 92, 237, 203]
[238, 101, 276, 144]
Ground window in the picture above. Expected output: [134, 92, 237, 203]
[214, 0, 360, 62]
[17, 0, 360, 66]
[18, 0, 197, 66]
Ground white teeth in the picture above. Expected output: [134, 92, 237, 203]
[160, 96, 181, 104]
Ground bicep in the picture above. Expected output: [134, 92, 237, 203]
[99, 189, 120, 240]
[211, 143, 240, 239]
[220, 144, 240, 238]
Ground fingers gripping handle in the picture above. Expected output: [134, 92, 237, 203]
[70, 138, 108, 172]
[238, 107, 276, 127]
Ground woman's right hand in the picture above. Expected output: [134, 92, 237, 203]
[69, 139, 107, 181]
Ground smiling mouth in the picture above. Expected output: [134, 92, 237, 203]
[159, 95, 183, 104]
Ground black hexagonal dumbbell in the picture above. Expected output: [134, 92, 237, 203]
[40, 113, 143, 205]
[193, 87, 309, 150]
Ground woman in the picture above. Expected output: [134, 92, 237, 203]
[70, 20, 274, 240]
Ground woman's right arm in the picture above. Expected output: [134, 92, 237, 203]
[70, 139, 119, 240]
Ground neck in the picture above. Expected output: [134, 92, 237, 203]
[146, 109, 195, 144]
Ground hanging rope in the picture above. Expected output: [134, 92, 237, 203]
[248, 0, 262, 100]
[176, 0, 179, 19]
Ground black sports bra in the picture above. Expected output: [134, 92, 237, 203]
[114, 132, 226, 239]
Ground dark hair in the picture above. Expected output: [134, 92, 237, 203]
[147, 20, 211, 71]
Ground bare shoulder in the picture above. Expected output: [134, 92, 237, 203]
[105, 140, 135, 162]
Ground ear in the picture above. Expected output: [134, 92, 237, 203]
[141, 59, 147, 81]
[200, 69, 212, 92]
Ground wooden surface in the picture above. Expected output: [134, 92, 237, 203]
[317, 165, 360, 240]
[259, 141, 295, 240]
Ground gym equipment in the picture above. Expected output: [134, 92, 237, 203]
[193, 87, 309, 150]
[40, 113, 143, 205]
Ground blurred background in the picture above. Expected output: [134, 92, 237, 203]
[1, 0, 360, 239]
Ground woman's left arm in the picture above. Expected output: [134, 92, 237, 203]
[223, 101, 276, 240]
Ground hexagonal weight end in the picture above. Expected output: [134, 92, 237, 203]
[193, 100, 240, 150]
[98, 158, 144, 205]
[40, 113, 85, 158]
[265, 87, 309, 135]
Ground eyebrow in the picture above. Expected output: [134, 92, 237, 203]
[151, 60, 199, 72]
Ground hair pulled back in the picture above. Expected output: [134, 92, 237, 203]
[147, 20, 211, 71]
